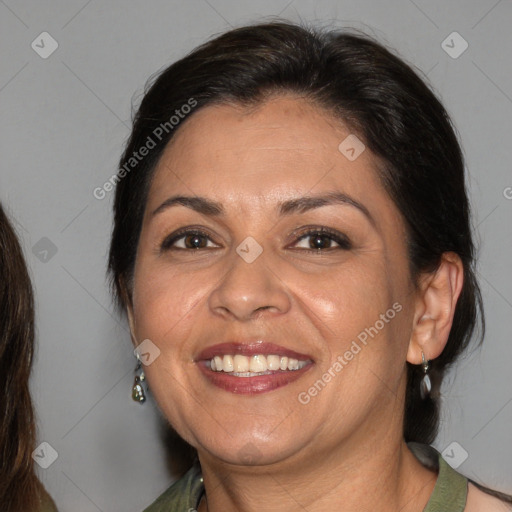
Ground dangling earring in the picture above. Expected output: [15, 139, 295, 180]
[132, 354, 147, 403]
[420, 351, 431, 400]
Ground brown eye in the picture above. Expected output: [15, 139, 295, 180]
[293, 228, 352, 252]
[308, 234, 335, 250]
[182, 233, 208, 249]
[160, 229, 218, 251]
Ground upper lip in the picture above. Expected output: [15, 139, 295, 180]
[196, 341, 313, 362]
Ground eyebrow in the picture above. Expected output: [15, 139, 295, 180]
[151, 191, 375, 226]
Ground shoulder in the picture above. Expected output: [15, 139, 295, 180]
[143, 463, 204, 512]
[464, 483, 512, 512]
[39, 487, 59, 512]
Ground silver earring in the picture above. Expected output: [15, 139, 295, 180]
[420, 351, 431, 400]
[132, 354, 147, 403]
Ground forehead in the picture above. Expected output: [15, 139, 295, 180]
[146, 95, 390, 219]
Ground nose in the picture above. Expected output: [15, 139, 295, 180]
[208, 249, 291, 321]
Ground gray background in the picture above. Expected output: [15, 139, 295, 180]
[1, 0, 511, 510]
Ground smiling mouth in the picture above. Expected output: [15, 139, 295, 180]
[196, 342, 314, 394]
[208, 354, 311, 375]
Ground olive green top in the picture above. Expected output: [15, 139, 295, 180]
[143, 442, 467, 512]
[40, 487, 59, 512]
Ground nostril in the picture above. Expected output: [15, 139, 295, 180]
[253, 305, 277, 319]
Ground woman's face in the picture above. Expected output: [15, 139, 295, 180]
[128, 95, 417, 466]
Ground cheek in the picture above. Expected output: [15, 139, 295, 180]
[130, 261, 206, 355]
[290, 272, 407, 425]
[292, 260, 407, 381]
[294, 259, 394, 330]
[130, 264, 206, 425]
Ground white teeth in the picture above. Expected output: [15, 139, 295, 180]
[214, 356, 223, 372]
[287, 358, 299, 370]
[233, 354, 249, 373]
[250, 354, 268, 372]
[223, 355, 234, 372]
[208, 354, 310, 373]
[267, 355, 280, 370]
[232, 371, 274, 378]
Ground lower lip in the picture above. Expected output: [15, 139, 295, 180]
[197, 362, 313, 394]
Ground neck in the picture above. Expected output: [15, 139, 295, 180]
[196, 426, 437, 512]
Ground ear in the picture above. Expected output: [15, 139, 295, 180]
[407, 252, 464, 365]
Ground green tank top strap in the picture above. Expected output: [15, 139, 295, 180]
[142, 463, 204, 512]
[420, 446, 468, 512]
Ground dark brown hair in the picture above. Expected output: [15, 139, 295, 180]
[0, 203, 56, 511]
[107, 21, 510, 501]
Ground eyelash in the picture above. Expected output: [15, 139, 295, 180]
[292, 227, 352, 251]
[160, 226, 352, 253]
[160, 228, 216, 252]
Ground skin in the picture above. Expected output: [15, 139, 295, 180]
[126, 95, 466, 511]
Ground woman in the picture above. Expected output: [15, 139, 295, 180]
[108, 22, 512, 511]
[0, 203, 58, 511]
